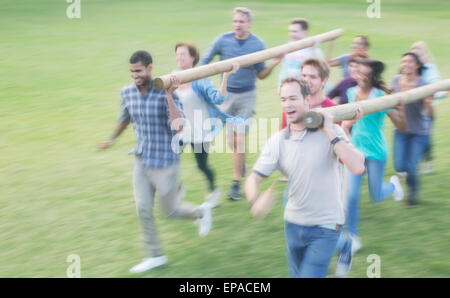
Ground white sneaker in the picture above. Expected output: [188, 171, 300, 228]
[349, 234, 362, 255]
[390, 175, 404, 201]
[197, 203, 212, 237]
[129, 255, 168, 274]
[205, 189, 221, 208]
[278, 176, 289, 182]
[420, 161, 434, 175]
[397, 172, 407, 179]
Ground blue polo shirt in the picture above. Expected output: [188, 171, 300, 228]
[200, 32, 266, 93]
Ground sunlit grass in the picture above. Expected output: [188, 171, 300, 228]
[0, 0, 449, 277]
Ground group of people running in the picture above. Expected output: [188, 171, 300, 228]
[98, 7, 446, 277]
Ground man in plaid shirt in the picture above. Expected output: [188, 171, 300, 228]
[99, 50, 213, 274]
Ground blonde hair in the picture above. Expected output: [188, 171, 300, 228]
[410, 41, 433, 64]
[233, 7, 253, 22]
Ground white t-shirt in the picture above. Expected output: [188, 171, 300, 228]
[253, 125, 349, 226]
[175, 87, 210, 144]
[278, 46, 324, 87]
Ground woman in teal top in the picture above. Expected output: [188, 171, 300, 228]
[335, 58, 406, 277]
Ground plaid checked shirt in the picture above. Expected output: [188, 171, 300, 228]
[118, 80, 184, 168]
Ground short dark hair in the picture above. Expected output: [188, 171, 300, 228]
[175, 42, 200, 66]
[280, 77, 311, 99]
[129, 50, 153, 66]
[356, 35, 370, 48]
[291, 18, 308, 31]
[301, 58, 330, 81]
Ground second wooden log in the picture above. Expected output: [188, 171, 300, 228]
[304, 79, 450, 129]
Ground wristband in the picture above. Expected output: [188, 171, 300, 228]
[330, 136, 343, 146]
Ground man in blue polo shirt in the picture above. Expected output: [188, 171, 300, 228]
[200, 7, 282, 200]
[98, 50, 213, 274]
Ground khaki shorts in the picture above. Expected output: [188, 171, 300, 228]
[221, 89, 256, 135]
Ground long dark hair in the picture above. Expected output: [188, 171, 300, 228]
[355, 58, 390, 94]
[402, 52, 426, 75]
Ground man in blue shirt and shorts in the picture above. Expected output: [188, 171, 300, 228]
[200, 7, 282, 200]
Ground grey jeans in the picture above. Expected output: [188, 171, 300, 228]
[133, 156, 201, 257]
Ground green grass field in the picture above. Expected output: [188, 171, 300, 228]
[1, 0, 449, 277]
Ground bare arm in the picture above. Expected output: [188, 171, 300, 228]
[324, 39, 335, 62]
[320, 110, 365, 175]
[341, 120, 353, 139]
[388, 105, 407, 133]
[257, 54, 284, 80]
[423, 96, 434, 118]
[341, 108, 363, 138]
[165, 76, 184, 133]
[98, 120, 130, 150]
[245, 172, 264, 205]
[245, 172, 276, 218]
[219, 63, 240, 95]
[327, 57, 341, 67]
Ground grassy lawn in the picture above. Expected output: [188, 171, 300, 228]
[0, 0, 449, 277]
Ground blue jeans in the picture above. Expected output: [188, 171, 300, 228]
[346, 159, 394, 236]
[393, 130, 430, 201]
[285, 221, 341, 278]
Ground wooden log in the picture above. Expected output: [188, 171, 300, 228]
[304, 79, 450, 129]
[154, 29, 344, 90]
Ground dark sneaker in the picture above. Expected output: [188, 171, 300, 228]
[228, 180, 242, 200]
[406, 199, 419, 208]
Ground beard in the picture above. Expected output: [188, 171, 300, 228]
[136, 76, 150, 86]
[288, 113, 305, 124]
[235, 29, 248, 38]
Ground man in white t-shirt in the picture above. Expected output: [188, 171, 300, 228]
[278, 18, 324, 87]
[245, 77, 365, 278]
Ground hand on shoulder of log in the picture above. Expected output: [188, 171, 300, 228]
[224, 62, 240, 78]
[345, 107, 364, 125]
[342, 108, 364, 137]
[274, 53, 285, 64]
[395, 97, 406, 112]
[312, 37, 321, 51]
[317, 109, 336, 138]
[166, 75, 180, 95]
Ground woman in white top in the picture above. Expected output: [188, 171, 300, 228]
[173, 42, 239, 207]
